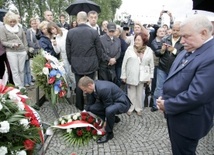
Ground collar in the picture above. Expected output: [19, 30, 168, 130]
[204, 36, 213, 44]
[5, 24, 19, 33]
[192, 36, 213, 53]
[31, 28, 36, 33]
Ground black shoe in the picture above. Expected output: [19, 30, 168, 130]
[115, 116, 120, 123]
[97, 132, 114, 144]
[151, 106, 158, 112]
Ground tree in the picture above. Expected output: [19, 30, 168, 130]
[1, 0, 122, 27]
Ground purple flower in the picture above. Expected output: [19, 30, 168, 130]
[54, 84, 61, 94]
[49, 69, 62, 78]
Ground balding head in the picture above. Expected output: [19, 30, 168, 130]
[172, 21, 181, 38]
[77, 11, 87, 24]
[44, 10, 53, 22]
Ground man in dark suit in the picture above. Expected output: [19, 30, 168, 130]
[66, 11, 103, 110]
[78, 76, 131, 143]
[157, 15, 214, 155]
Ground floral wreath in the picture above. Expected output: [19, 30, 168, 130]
[0, 76, 43, 155]
[32, 50, 69, 105]
[51, 111, 105, 146]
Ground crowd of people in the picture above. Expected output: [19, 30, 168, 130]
[0, 8, 213, 154]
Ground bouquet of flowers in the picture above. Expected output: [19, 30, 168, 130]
[52, 111, 105, 146]
[32, 50, 69, 105]
[0, 78, 43, 155]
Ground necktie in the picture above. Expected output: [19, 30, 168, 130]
[180, 52, 192, 66]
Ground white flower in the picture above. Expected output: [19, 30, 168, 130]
[67, 119, 72, 122]
[0, 103, 2, 111]
[73, 115, 78, 120]
[16, 150, 27, 155]
[42, 67, 49, 75]
[54, 120, 59, 126]
[61, 120, 65, 124]
[56, 73, 61, 78]
[50, 62, 57, 69]
[0, 96, 6, 104]
[0, 146, 8, 155]
[16, 102, 25, 111]
[76, 113, 81, 117]
[66, 128, 72, 133]
[8, 90, 21, 102]
[19, 119, 29, 128]
[66, 115, 71, 120]
[0, 121, 10, 133]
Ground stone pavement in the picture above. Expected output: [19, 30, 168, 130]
[27, 87, 214, 155]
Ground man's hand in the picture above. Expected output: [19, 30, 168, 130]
[167, 45, 174, 52]
[108, 58, 116, 65]
[157, 96, 165, 112]
[160, 10, 164, 17]
[121, 78, 126, 83]
[167, 11, 172, 18]
[160, 44, 167, 54]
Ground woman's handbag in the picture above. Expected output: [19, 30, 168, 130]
[28, 47, 35, 58]
[139, 65, 150, 82]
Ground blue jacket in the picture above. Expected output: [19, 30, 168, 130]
[39, 34, 56, 57]
[86, 80, 131, 110]
[163, 38, 214, 139]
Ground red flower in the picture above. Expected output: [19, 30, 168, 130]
[48, 77, 56, 84]
[93, 122, 99, 128]
[86, 126, 91, 132]
[24, 139, 35, 150]
[59, 90, 66, 97]
[87, 116, 94, 123]
[25, 112, 32, 118]
[91, 129, 97, 135]
[81, 115, 87, 121]
[76, 129, 83, 137]
[45, 63, 52, 69]
[81, 112, 88, 117]
[31, 119, 40, 127]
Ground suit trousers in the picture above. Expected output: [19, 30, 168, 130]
[6, 51, 27, 88]
[24, 60, 32, 85]
[74, 72, 95, 110]
[167, 119, 199, 155]
[0, 53, 6, 79]
[127, 82, 145, 112]
[88, 102, 129, 133]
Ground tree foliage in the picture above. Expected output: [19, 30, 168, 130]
[0, 0, 122, 27]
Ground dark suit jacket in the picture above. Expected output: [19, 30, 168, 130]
[87, 80, 131, 112]
[163, 38, 214, 139]
[66, 23, 103, 75]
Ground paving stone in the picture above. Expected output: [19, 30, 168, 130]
[26, 86, 214, 155]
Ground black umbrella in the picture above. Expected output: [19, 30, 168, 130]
[192, 0, 214, 13]
[65, 0, 101, 15]
[0, 9, 7, 22]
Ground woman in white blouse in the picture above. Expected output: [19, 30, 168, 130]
[47, 22, 75, 89]
[121, 32, 154, 116]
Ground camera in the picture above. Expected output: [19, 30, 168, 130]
[53, 36, 56, 40]
[120, 15, 134, 31]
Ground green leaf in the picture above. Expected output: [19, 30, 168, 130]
[51, 85, 57, 105]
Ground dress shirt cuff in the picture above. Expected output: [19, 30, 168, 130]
[172, 49, 177, 55]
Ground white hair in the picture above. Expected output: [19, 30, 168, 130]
[181, 14, 213, 35]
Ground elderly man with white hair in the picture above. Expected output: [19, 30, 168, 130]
[157, 14, 214, 155]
